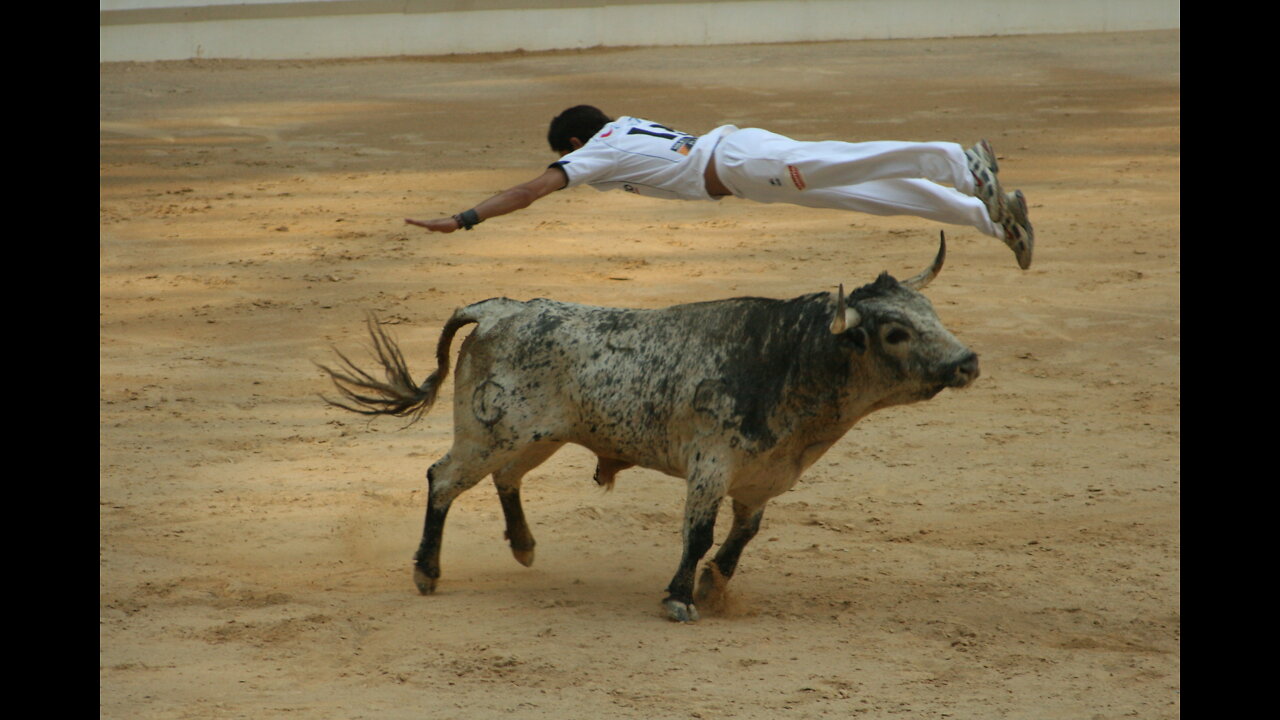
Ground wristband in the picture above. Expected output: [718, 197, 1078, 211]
[453, 209, 482, 230]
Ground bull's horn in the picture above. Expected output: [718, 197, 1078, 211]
[829, 283, 861, 334]
[901, 231, 947, 291]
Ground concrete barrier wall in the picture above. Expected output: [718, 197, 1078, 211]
[100, 0, 1181, 63]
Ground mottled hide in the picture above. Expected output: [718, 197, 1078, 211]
[321, 235, 978, 622]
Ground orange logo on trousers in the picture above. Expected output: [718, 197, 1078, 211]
[787, 165, 807, 190]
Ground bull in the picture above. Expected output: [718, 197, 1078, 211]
[321, 232, 978, 622]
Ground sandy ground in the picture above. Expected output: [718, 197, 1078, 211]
[100, 30, 1180, 719]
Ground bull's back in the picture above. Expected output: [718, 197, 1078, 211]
[455, 295, 844, 467]
[460, 299, 705, 462]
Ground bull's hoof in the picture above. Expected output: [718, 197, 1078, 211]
[413, 566, 437, 595]
[511, 546, 536, 567]
[693, 564, 729, 612]
[662, 597, 701, 623]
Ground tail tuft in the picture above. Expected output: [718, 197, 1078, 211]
[317, 314, 439, 425]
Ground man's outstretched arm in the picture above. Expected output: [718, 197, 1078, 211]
[405, 166, 568, 233]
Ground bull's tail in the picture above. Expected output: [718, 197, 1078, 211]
[317, 310, 479, 425]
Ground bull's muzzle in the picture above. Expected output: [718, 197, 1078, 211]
[944, 352, 981, 388]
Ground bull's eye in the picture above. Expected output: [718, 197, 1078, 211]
[885, 328, 910, 345]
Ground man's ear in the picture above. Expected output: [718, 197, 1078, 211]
[569, 137, 584, 150]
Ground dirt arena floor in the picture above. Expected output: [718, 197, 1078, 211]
[100, 30, 1179, 719]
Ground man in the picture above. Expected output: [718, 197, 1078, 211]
[406, 105, 1034, 269]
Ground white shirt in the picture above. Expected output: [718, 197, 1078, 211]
[552, 116, 737, 201]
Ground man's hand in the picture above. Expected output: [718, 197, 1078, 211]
[404, 166, 567, 234]
[405, 217, 460, 233]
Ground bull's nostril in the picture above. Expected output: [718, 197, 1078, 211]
[952, 353, 980, 384]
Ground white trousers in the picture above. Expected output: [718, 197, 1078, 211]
[713, 128, 1000, 238]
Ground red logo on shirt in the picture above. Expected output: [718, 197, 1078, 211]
[787, 165, 807, 191]
[601, 129, 613, 138]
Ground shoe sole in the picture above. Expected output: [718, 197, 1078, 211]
[1006, 190, 1034, 270]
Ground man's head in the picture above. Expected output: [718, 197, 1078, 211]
[547, 105, 613, 155]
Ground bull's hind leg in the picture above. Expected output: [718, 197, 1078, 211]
[413, 450, 490, 595]
[492, 442, 564, 567]
[695, 500, 765, 610]
[663, 465, 728, 623]
[413, 440, 564, 594]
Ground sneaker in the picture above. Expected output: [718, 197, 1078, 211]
[967, 138, 999, 175]
[965, 139, 1005, 223]
[1000, 189, 1034, 270]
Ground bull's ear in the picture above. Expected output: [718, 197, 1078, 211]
[841, 327, 868, 354]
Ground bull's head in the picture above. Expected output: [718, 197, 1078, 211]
[830, 232, 979, 401]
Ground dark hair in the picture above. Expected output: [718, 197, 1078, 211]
[547, 105, 613, 153]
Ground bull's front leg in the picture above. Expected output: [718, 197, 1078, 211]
[694, 500, 765, 611]
[663, 465, 727, 623]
